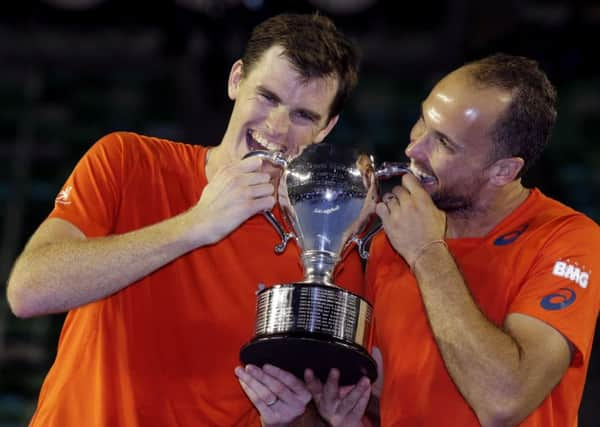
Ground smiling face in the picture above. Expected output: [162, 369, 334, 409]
[220, 45, 339, 166]
[406, 67, 514, 213]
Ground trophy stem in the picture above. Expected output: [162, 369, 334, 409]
[301, 251, 338, 286]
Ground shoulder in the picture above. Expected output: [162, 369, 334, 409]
[519, 191, 600, 285]
[90, 131, 206, 169]
[524, 189, 600, 240]
[94, 131, 195, 153]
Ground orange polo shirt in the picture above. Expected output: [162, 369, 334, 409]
[30, 132, 365, 426]
[367, 189, 600, 426]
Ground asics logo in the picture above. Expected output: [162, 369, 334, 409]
[494, 224, 528, 246]
[540, 288, 576, 311]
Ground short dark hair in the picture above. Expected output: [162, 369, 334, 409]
[241, 13, 360, 121]
[466, 53, 557, 177]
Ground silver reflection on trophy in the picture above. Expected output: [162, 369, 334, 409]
[281, 156, 374, 283]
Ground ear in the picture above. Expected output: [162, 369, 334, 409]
[314, 115, 340, 143]
[488, 157, 525, 185]
[228, 60, 244, 100]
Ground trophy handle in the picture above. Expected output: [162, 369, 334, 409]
[374, 161, 411, 179]
[263, 210, 295, 253]
[352, 162, 412, 259]
[243, 150, 295, 253]
[243, 149, 288, 168]
[350, 223, 382, 259]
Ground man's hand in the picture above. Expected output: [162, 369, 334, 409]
[305, 368, 371, 427]
[191, 156, 276, 246]
[235, 364, 312, 427]
[375, 173, 446, 264]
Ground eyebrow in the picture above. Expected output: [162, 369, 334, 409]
[257, 85, 280, 102]
[258, 85, 323, 122]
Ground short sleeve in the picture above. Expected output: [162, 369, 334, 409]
[48, 132, 130, 237]
[509, 216, 600, 366]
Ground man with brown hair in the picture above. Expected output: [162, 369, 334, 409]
[7, 13, 370, 426]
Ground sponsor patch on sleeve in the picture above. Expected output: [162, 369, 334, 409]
[552, 259, 590, 289]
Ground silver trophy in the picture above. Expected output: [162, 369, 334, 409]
[239, 143, 409, 385]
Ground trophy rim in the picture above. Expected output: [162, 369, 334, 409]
[256, 282, 372, 307]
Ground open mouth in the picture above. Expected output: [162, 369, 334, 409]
[246, 129, 287, 154]
[410, 166, 438, 186]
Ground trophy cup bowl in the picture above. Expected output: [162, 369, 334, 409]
[239, 143, 409, 385]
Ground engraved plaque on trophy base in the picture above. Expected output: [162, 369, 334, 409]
[239, 283, 377, 386]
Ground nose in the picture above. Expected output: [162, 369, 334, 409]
[405, 122, 427, 159]
[266, 106, 291, 135]
[405, 138, 421, 159]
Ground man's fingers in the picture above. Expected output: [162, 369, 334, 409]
[304, 368, 323, 397]
[382, 192, 397, 204]
[247, 182, 275, 198]
[234, 366, 276, 406]
[335, 377, 371, 416]
[347, 380, 372, 419]
[391, 184, 411, 202]
[243, 171, 272, 186]
[375, 201, 390, 220]
[262, 364, 311, 404]
[237, 156, 264, 172]
[401, 172, 428, 198]
[249, 196, 276, 213]
[338, 384, 355, 399]
[322, 368, 341, 401]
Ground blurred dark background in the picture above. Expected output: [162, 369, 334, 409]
[0, 0, 599, 425]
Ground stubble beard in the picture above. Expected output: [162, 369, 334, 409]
[430, 176, 489, 220]
[431, 186, 477, 215]
[433, 194, 471, 212]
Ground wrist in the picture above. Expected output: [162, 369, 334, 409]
[177, 208, 218, 249]
[409, 239, 448, 271]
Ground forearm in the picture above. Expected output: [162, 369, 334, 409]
[413, 245, 525, 424]
[7, 211, 208, 317]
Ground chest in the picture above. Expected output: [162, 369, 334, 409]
[372, 239, 537, 342]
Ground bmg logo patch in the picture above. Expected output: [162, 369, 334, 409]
[552, 260, 590, 288]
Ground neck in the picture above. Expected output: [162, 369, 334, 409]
[445, 180, 530, 239]
[205, 144, 227, 182]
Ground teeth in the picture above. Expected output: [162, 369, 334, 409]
[250, 130, 286, 153]
[410, 167, 436, 183]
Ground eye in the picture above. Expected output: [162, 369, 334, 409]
[260, 92, 276, 102]
[294, 110, 317, 123]
[437, 135, 450, 146]
[436, 134, 456, 152]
